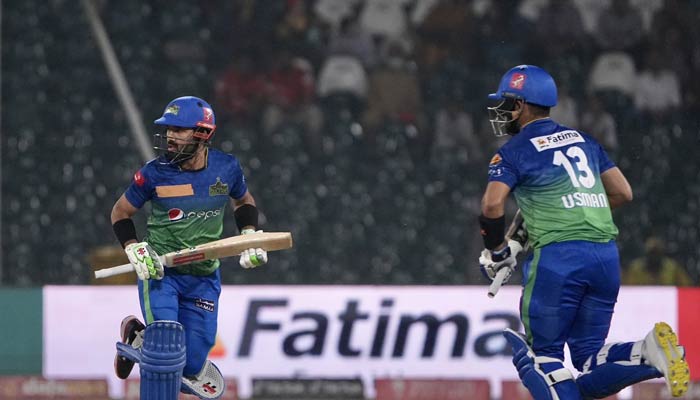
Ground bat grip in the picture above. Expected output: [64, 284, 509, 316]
[93, 255, 167, 279]
[94, 263, 134, 279]
[487, 268, 509, 298]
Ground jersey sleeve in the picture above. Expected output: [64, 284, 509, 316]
[596, 141, 615, 174]
[124, 167, 153, 209]
[228, 158, 248, 200]
[487, 149, 519, 188]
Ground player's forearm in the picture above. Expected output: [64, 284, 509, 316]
[607, 193, 632, 209]
[601, 167, 633, 209]
[111, 195, 140, 247]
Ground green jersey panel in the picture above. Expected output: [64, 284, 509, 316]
[487, 120, 618, 248]
[124, 149, 248, 275]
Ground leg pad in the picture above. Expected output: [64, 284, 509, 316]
[139, 320, 187, 400]
[504, 329, 582, 400]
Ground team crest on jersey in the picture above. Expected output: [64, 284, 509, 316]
[489, 154, 502, 166]
[209, 177, 229, 196]
[165, 104, 180, 115]
[530, 130, 585, 152]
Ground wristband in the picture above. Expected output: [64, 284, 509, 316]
[478, 214, 505, 250]
[113, 218, 138, 248]
[234, 204, 258, 232]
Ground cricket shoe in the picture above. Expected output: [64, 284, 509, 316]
[643, 321, 690, 397]
[114, 315, 145, 379]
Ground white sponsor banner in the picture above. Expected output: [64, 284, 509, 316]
[43, 286, 676, 399]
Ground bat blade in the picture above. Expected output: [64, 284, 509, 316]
[93, 232, 293, 279]
[165, 232, 293, 266]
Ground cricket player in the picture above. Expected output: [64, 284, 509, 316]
[478, 65, 690, 399]
[110, 96, 267, 398]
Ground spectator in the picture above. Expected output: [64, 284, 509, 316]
[588, 51, 637, 110]
[214, 52, 267, 126]
[316, 55, 368, 122]
[534, 0, 587, 59]
[314, 0, 361, 32]
[474, 0, 532, 71]
[633, 48, 681, 121]
[261, 49, 323, 155]
[572, 0, 609, 33]
[581, 94, 619, 156]
[362, 39, 426, 153]
[550, 84, 579, 128]
[623, 237, 693, 286]
[418, 0, 475, 52]
[649, 0, 696, 108]
[327, 15, 377, 68]
[431, 90, 481, 164]
[594, 0, 645, 56]
[358, 0, 411, 44]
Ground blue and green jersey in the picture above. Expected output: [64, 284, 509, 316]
[487, 119, 618, 248]
[124, 149, 248, 275]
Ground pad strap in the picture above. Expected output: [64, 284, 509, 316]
[534, 357, 574, 386]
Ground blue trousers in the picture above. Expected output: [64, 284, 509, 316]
[520, 240, 619, 370]
[138, 268, 221, 376]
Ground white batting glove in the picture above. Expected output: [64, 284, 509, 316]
[479, 239, 520, 282]
[239, 229, 268, 269]
[125, 242, 164, 280]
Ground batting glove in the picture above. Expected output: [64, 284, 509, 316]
[125, 242, 164, 280]
[479, 239, 520, 282]
[239, 229, 268, 269]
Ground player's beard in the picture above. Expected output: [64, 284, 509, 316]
[166, 142, 199, 164]
[504, 116, 521, 135]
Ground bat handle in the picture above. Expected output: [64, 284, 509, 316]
[487, 268, 509, 298]
[487, 242, 523, 298]
[94, 263, 134, 279]
[93, 255, 167, 279]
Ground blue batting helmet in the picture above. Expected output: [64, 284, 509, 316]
[154, 96, 217, 138]
[488, 65, 557, 107]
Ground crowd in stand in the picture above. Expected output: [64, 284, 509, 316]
[2, 0, 699, 286]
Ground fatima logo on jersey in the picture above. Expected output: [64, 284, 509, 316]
[209, 177, 229, 196]
[530, 130, 585, 152]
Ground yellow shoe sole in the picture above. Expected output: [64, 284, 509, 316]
[653, 322, 690, 397]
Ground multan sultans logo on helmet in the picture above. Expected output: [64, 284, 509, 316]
[510, 73, 526, 89]
[209, 177, 229, 196]
[165, 104, 180, 115]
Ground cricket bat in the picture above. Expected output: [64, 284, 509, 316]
[94, 231, 293, 279]
[487, 210, 529, 298]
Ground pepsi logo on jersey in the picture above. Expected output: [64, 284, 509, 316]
[167, 208, 221, 222]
